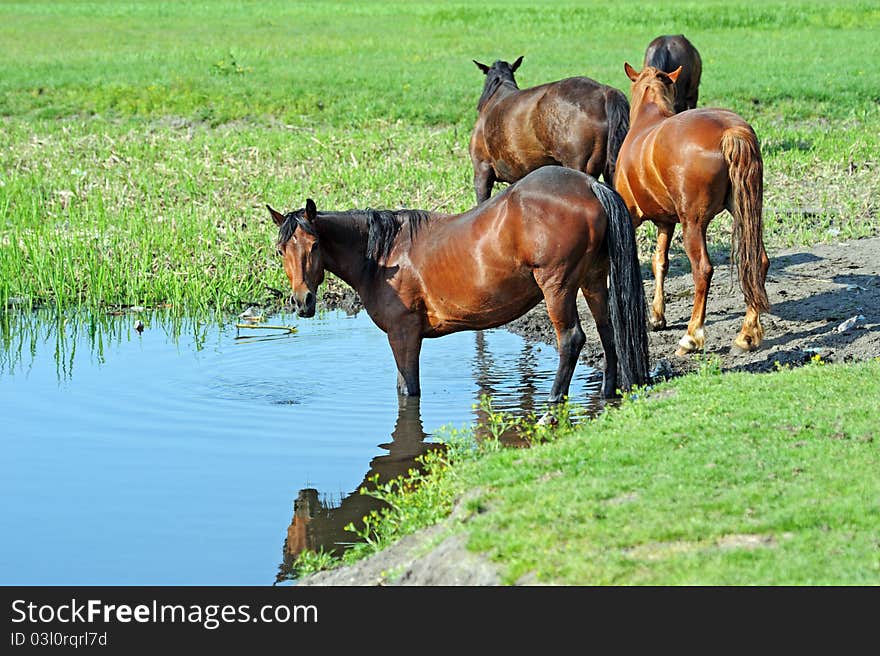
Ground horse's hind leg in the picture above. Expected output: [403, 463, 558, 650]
[733, 246, 770, 353]
[677, 219, 713, 356]
[649, 222, 675, 331]
[473, 161, 496, 204]
[565, 142, 604, 181]
[540, 284, 586, 403]
[581, 265, 618, 398]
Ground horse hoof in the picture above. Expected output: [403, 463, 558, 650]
[675, 334, 700, 357]
[649, 317, 667, 331]
[731, 338, 760, 354]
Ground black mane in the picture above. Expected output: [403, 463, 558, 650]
[276, 207, 431, 275]
[362, 209, 431, 273]
[477, 61, 519, 111]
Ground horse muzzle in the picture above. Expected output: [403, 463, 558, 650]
[293, 290, 316, 318]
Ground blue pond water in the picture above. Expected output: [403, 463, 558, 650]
[0, 309, 601, 585]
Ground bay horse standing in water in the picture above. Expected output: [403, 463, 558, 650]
[469, 56, 630, 203]
[268, 166, 649, 402]
[643, 35, 702, 113]
[614, 63, 770, 356]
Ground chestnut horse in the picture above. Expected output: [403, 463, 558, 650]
[614, 63, 770, 356]
[268, 166, 649, 402]
[643, 34, 702, 113]
[469, 56, 630, 203]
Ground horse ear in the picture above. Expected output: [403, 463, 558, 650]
[667, 65, 683, 83]
[511, 55, 524, 72]
[267, 204, 286, 227]
[473, 60, 490, 74]
[624, 62, 640, 82]
[305, 198, 317, 223]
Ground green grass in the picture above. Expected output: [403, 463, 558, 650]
[1, 0, 879, 311]
[344, 359, 880, 584]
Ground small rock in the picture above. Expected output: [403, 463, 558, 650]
[836, 314, 865, 333]
[650, 358, 676, 381]
[238, 306, 263, 322]
[537, 412, 558, 427]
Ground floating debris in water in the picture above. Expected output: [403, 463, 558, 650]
[234, 323, 297, 340]
[238, 306, 264, 323]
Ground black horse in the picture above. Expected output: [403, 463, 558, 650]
[643, 35, 702, 113]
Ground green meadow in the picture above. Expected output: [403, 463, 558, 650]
[1, 0, 878, 311]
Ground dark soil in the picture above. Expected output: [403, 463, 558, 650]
[299, 236, 880, 586]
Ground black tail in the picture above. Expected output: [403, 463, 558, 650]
[603, 88, 630, 188]
[591, 179, 649, 391]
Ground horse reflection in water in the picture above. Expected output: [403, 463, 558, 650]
[277, 396, 435, 581]
[276, 332, 608, 581]
[469, 330, 605, 444]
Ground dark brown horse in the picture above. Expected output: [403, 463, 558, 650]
[268, 166, 649, 402]
[614, 63, 770, 356]
[469, 56, 630, 203]
[643, 35, 702, 113]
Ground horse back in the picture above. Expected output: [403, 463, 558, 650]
[472, 77, 616, 182]
[533, 77, 614, 140]
[407, 168, 607, 333]
[644, 35, 702, 112]
[619, 108, 749, 220]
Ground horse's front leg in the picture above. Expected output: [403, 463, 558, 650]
[388, 325, 423, 397]
[538, 282, 585, 403]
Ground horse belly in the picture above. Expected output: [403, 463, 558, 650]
[422, 270, 541, 336]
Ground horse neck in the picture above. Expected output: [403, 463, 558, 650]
[313, 212, 372, 291]
[629, 90, 674, 129]
[478, 78, 518, 112]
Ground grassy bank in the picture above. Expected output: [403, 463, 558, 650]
[319, 358, 880, 584]
[2, 0, 879, 311]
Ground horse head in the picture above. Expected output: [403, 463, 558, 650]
[473, 55, 523, 111]
[625, 62, 681, 117]
[268, 199, 324, 318]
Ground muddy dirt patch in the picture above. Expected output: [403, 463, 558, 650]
[507, 236, 880, 378]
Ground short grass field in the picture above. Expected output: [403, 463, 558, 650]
[1, 0, 878, 311]
[2, 1, 879, 584]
